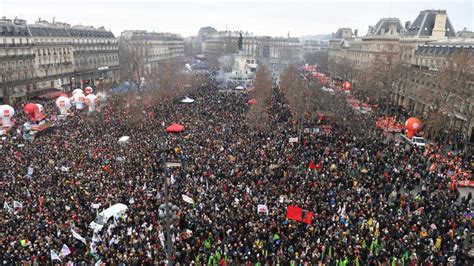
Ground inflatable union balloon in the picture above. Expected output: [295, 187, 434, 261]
[343, 82, 352, 91]
[72, 92, 86, 110]
[405, 117, 422, 138]
[36, 104, 44, 113]
[0, 105, 15, 127]
[72, 88, 84, 95]
[55, 96, 71, 115]
[24, 103, 46, 122]
[84, 86, 93, 95]
[85, 94, 97, 112]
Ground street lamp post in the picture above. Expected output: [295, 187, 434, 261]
[160, 152, 182, 266]
[163, 158, 172, 266]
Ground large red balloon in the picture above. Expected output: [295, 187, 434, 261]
[24, 103, 46, 122]
[405, 117, 422, 138]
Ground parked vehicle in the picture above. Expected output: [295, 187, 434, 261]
[400, 134, 426, 147]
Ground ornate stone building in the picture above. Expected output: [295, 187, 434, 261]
[68, 26, 120, 88]
[328, 18, 404, 77]
[202, 31, 301, 69]
[327, 10, 473, 142]
[0, 18, 36, 102]
[28, 20, 75, 94]
[0, 18, 119, 103]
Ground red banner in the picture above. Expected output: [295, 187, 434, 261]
[286, 206, 314, 224]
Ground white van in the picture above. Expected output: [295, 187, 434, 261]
[90, 203, 128, 231]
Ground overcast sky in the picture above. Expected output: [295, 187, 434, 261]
[0, 0, 472, 37]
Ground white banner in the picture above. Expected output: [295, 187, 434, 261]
[182, 194, 195, 204]
[289, 137, 298, 143]
[257, 204, 269, 215]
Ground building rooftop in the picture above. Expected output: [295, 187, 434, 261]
[367, 18, 404, 37]
[405, 10, 456, 38]
[68, 26, 115, 38]
[0, 18, 30, 37]
[122, 31, 183, 41]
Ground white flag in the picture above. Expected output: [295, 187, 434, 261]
[159, 231, 165, 247]
[71, 228, 87, 245]
[171, 174, 176, 185]
[59, 244, 71, 257]
[50, 250, 61, 261]
[13, 200, 23, 209]
[27, 166, 34, 176]
[4, 202, 12, 212]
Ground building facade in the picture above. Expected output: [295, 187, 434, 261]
[328, 18, 404, 77]
[202, 31, 302, 69]
[120, 30, 184, 76]
[327, 10, 473, 141]
[0, 18, 119, 103]
[69, 26, 120, 88]
[0, 18, 36, 102]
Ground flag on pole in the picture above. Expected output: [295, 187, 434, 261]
[71, 228, 87, 245]
[51, 250, 61, 261]
[13, 200, 23, 209]
[4, 202, 12, 212]
[59, 244, 71, 257]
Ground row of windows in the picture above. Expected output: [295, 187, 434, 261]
[76, 55, 119, 66]
[36, 47, 72, 56]
[2, 38, 29, 45]
[2, 59, 35, 70]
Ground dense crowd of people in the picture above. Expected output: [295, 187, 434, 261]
[1, 73, 473, 265]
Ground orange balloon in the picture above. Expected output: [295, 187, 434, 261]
[343, 82, 352, 90]
[405, 117, 422, 138]
[405, 117, 422, 131]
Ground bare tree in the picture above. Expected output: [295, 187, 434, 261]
[303, 51, 329, 70]
[247, 65, 273, 130]
[430, 50, 474, 150]
[280, 65, 316, 137]
[329, 56, 358, 82]
[118, 38, 151, 86]
[154, 59, 189, 100]
[357, 52, 409, 105]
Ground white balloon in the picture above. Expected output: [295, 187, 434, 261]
[72, 92, 86, 110]
[55, 96, 72, 115]
[72, 89, 84, 95]
[0, 105, 15, 127]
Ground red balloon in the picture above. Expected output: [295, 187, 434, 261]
[405, 117, 422, 138]
[24, 103, 46, 122]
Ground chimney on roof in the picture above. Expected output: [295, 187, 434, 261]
[354, 29, 358, 37]
[432, 11, 447, 39]
[405, 21, 411, 30]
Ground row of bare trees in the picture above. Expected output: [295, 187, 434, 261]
[247, 65, 272, 130]
[354, 50, 473, 150]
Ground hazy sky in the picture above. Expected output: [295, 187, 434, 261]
[1, 0, 472, 37]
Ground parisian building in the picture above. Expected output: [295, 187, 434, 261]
[0, 18, 119, 103]
[119, 30, 184, 76]
[327, 9, 473, 141]
[202, 31, 302, 70]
